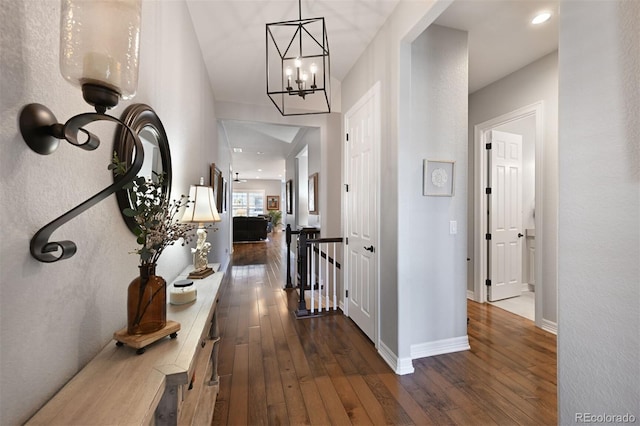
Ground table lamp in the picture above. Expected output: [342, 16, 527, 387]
[181, 178, 221, 278]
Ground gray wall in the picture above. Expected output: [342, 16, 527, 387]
[468, 51, 558, 325]
[341, 0, 446, 362]
[403, 24, 469, 351]
[558, 0, 639, 422]
[0, 1, 229, 423]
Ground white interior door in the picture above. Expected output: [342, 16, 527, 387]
[344, 85, 379, 341]
[488, 130, 523, 301]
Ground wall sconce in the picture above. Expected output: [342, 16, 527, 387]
[19, 0, 144, 263]
[180, 178, 221, 279]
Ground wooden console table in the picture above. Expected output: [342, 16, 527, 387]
[27, 264, 224, 425]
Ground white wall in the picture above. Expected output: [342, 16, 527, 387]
[468, 51, 558, 324]
[0, 1, 229, 423]
[558, 0, 639, 422]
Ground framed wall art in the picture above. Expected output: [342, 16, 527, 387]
[424, 160, 455, 197]
[210, 163, 224, 212]
[267, 195, 280, 210]
[286, 179, 293, 214]
[308, 172, 318, 214]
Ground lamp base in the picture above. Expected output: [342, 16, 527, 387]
[188, 267, 214, 279]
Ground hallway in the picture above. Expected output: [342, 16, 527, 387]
[212, 233, 557, 425]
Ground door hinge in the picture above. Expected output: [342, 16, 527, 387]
[486, 142, 492, 150]
[346, 290, 349, 298]
[345, 237, 349, 245]
[485, 233, 492, 240]
[485, 279, 492, 286]
[485, 187, 492, 195]
[346, 133, 349, 141]
[345, 184, 349, 192]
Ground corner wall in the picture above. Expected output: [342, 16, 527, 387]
[402, 24, 469, 361]
[558, 0, 639, 421]
[0, 1, 228, 423]
[341, 1, 451, 359]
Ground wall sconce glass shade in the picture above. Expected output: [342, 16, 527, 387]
[18, 0, 144, 263]
[266, 1, 331, 116]
[60, 0, 141, 110]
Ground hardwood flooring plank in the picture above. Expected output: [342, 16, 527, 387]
[267, 402, 290, 426]
[330, 375, 374, 425]
[346, 375, 387, 425]
[212, 374, 231, 426]
[248, 326, 268, 425]
[227, 343, 249, 426]
[212, 233, 557, 425]
[377, 372, 437, 425]
[314, 376, 354, 425]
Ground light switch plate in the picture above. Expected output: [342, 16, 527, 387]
[450, 220, 457, 235]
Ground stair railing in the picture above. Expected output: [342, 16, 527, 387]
[285, 225, 343, 317]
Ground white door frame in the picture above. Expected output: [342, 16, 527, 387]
[473, 101, 544, 327]
[342, 81, 381, 346]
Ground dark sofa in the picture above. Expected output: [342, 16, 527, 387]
[233, 216, 269, 242]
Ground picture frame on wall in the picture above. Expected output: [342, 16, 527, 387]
[210, 163, 224, 212]
[286, 179, 293, 214]
[423, 160, 455, 196]
[222, 178, 228, 213]
[308, 172, 318, 214]
[267, 195, 280, 210]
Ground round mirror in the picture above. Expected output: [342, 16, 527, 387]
[113, 104, 172, 234]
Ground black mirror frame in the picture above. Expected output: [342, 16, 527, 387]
[113, 103, 172, 234]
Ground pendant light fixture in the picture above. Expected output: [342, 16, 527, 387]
[266, 0, 331, 116]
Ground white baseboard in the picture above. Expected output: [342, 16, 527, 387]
[410, 336, 471, 359]
[541, 319, 558, 335]
[378, 341, 414, 375]
[466, 290, 475, 300]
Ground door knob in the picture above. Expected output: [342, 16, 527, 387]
[517, 233, 524, 238]
[364, 245, 375, 253]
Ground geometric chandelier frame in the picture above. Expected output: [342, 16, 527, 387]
[266, 0, 331, 116]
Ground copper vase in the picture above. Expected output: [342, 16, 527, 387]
[127, 264, 167, 335]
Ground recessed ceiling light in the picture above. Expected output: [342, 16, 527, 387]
[258, 168, 262, 172]
[233, 147, 243, 153]
[532, 12, 551, 25]
[256, 151, 264, 155]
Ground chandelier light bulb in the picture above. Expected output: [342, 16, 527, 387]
[285, 67, 293, 76]
[310, 63, 317, 75]
[294, 58, 302, 68]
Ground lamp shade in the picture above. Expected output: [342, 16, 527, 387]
[60, 0, 142, 100]
[181, 184, 221, 224]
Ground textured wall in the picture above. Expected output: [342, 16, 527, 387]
[0, 1, 227, 423]
[558, 0, 639, 422]
[402, 24, 469, 352]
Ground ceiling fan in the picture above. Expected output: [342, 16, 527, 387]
[233, 173, 247, 183]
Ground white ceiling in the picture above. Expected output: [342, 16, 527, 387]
[187, 0, 559, 181]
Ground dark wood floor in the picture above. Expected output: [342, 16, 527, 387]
[213, 233, 557, 425]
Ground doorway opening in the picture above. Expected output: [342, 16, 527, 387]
[473, 102, 544, 325]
